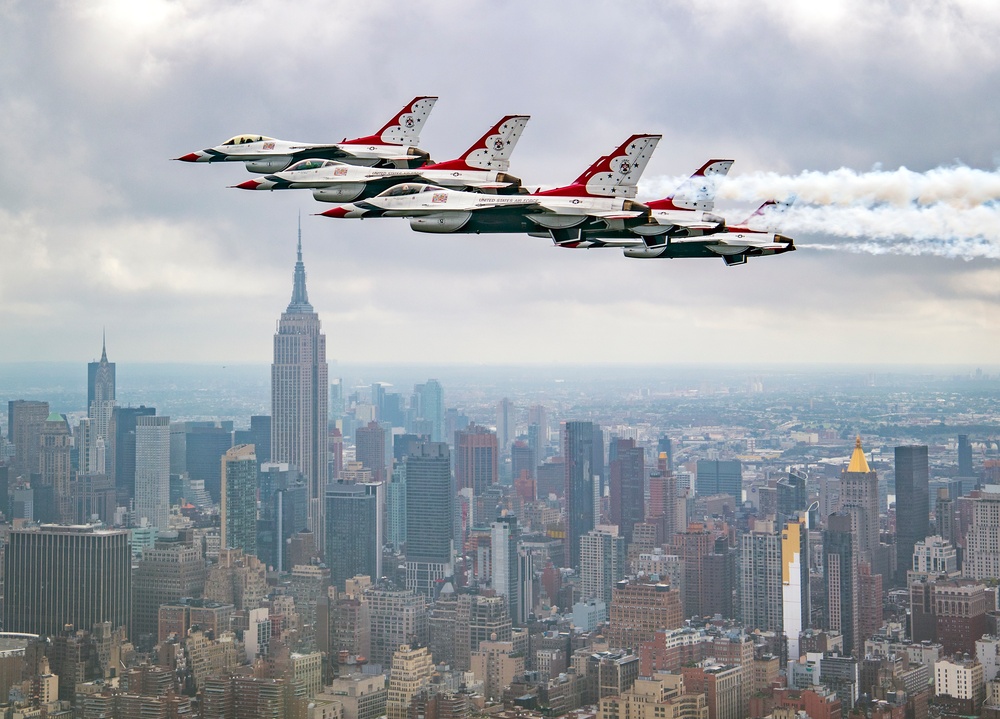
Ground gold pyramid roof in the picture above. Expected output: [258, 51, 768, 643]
[846, 435, 871, 473]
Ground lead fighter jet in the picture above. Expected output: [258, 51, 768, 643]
[231, 115, 530, 202]
[317, 134, 662, 242]
[175, 96, 438, 173]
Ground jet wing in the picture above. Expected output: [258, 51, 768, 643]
[587, 210, 646, 220]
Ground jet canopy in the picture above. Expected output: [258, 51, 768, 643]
[285, 159, 339, 172]
[376, 183, 443, 197]
[221, 135, 273, 146]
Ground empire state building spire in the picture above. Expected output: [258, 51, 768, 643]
[287, 214, 313, 314]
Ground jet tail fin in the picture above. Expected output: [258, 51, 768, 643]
[731, 195, 796, 231]
[424, 115, 530, 172]
[343, 96, 439, 146]
[536, 134, 661, 198]
[647, 159, 733, 211]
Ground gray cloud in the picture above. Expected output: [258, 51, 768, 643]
[1, 0, 998, 366]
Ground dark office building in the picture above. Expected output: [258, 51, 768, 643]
[609, 438, 644, 544]
[257, 463, 309, 572]
[895, 445, 930, 587]
[777, 470, 809, 528]
[695, 460, 742, 500]
[4, 525, 131, 637]
[109, 405, 156, 501]
[823, 512, 859, 656]
[0, 464, 9, 518]
[325, 480, 383, 587]
[958, 434, 973, 478]
[592, 424, 606, 495]
[356, 421, 387, 483]
[405, 442, 453, 595]
[564, 421, 596, 569]
[7, 399, 49, 479]
[394, 433, 424, 463]
[511, 440, 534, 482]
[455, 424, 498, 494]
[185, 425, 234, 502]
[234, 415, 271, 465]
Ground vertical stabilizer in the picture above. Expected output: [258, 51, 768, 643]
[647, 159, 733, 211]
[537, 134, 661, 198]
[343, 96, 439, 146]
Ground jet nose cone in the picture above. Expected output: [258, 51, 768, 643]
[232, 179, 262, 190]
[174, 152, 204, 162]
[318, 206, 354, 218]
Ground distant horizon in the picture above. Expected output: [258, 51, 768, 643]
[3, 360, 999, 371]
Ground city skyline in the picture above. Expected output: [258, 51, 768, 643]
[1, 3, 999, 366]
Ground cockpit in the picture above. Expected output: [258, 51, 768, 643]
[377, 183, 441, 197]
[221, 135, 272, 146]
[284, 159, 338, 172]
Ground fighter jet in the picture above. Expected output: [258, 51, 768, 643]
[317, 134, 662, 243]
[556, 159, 733, 248]
[231, 115, 530, 202]
[174, 96, 438, 173]
[623, 200, 796, 265]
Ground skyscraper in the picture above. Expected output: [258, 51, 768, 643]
[109, 405, 156, 502]
[777, 470, 808, 529]
[186, 424, 234, 503]
[841, 437, 879, 565]
[413, 380, 444, 443]
[958, 434, 973, 477]
[4, 525, 131, 637]
[609, 438, 644, 544]
[648, 452, 678, 545]
[271, 229, 329, 537]
[580, 526, 626, 605]
[456, 424, 498, 494]
[38, 412, 73, 524]
[221, 444, 258, 556]
[823, 512, 859, 656]
[564, 420, 596, 569]
[86, 334, 116, 474]
[135, 415, 170, 530]
[781, 516, 809, 663]
[895, 445, 929, 587]
[406, 442, 455, 597]
[356, 421, 387, 483]
[962, 489, 1000, 580]
[405, 442, 453, 596]
[696, 459, 742, 499]
[491, 515, 521, 621]
[740, 520, 783, 634]
[7, 399, 48, 480]
[496, 398, 514, 455]
[325, 479, 384, 588]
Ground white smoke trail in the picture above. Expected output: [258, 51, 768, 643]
[641, 164, 1000, 260]
[718, 166, 1000, 208]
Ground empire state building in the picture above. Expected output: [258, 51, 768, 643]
[271, 227, 328, 540]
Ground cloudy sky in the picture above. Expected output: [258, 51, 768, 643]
[2, 0, 999, 366]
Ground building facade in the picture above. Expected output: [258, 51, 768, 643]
[4, 525, 131, 637]
[895, 445, 930, 587]
[221, 444, 258, 555]
[271, 231, 329, 539]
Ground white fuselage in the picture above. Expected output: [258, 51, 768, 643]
[262, 163, 512, 192]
